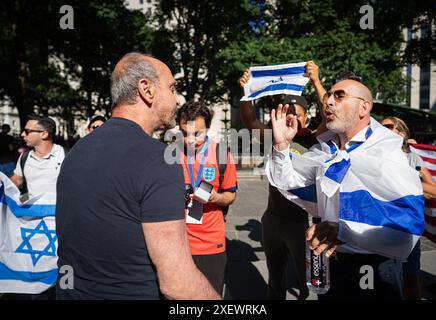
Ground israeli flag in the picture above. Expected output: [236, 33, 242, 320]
[0, 172, 58, 294]
[266, 119, 424, 260]
[240, 62, 310, 101]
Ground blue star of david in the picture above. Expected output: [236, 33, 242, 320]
[15, 220, 57, 266]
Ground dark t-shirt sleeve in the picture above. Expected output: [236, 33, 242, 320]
[140, 154, 186, 223]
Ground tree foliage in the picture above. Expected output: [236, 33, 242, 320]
[153, 0, 264, 102]
[0, 0, 153, 133]
[0, 0, 434, 133]
[155, 0, 434, 109]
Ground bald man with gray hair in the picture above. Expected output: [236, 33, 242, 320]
[322, 80, 373, 146]
[56, 53, 220, 300]
[266, 79, 424, 300]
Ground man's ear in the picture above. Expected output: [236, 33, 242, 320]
[303, 114, 310, 128]
[138, 78, 155, 106]
[360, 101, 371, 118]
[41, 131, 50, 140]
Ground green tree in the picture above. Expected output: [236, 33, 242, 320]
[0, 0, 154, 132]
[58, 0, 154, 118]
[0, 1, 69, 130]
[153, 0, 264, 102]
[271, 0, 434, 99]
[157, 0, 433, 114]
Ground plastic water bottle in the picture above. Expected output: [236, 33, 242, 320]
[306, 217, 330, 294]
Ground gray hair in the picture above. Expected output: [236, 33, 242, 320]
[110, 52, 159, 108]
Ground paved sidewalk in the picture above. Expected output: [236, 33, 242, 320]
[223, 170, 436, 300]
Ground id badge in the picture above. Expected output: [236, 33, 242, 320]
[186, 199, 204, 224]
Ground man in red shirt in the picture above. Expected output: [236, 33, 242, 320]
[176, 101, 238, 295]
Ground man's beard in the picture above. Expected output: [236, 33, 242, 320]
[155, 109, 177, 131]
[326, 119, 347, 133]
[157, 117, 176, 131]
[326, 106, 359, 134]
[24, 140, 35, 148]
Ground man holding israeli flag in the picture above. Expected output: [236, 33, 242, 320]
[0, 172, 57, 298]
[266, 79, 424, 300]
[240, 62, 310, 101]
[0, 116, 63, 299]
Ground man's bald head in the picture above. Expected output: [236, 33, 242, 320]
[325, 79, 374, 139]
[111, 52, 161, 108]
[334, 79, 373, 108]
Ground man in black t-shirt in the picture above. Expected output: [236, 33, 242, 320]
[56, 53, 220, 300]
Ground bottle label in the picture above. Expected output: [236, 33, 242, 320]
[310, 250, 325, 288]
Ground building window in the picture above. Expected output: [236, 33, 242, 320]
[420, 64, 430, 110]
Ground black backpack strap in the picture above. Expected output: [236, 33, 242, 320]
[20, 150, 30, 173]
[19, 150, 30, 193]
[215, 143, 228, 192]
[215, 143, 230, 217]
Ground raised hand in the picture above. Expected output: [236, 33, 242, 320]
[239, 69, 250, 89]
[271, 104, 298, 151]
[306, 60, 320, 84]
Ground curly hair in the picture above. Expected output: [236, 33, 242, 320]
[176, 101, 214, 128]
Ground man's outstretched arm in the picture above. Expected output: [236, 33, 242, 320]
[143, 219, 221, 300]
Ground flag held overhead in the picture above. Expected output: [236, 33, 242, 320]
[240, 62, 310, 101]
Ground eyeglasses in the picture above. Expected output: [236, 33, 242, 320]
[383, 124, 395, 130]
[91, 125, 101, 130]
[324, 89, 366, 103]
[23, 128, 45, 135]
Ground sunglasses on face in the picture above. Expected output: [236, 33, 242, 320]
[23, 128, 44, 135]
[383, 124, 395, 130]
[324, 89, 366, 103]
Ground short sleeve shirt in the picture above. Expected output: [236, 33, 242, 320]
[180, 139, 238, 255]
[56, 117, 185, 300]
[14, 144, 65, 198]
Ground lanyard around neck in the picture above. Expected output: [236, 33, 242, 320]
[187, 137, 210, 189]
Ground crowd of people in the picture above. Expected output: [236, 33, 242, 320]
[0, 52, 435, 300]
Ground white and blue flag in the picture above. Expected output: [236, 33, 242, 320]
[266, 118, 425, 260]
[240, 62, 310, 101]
[0, 172, 58, 294]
